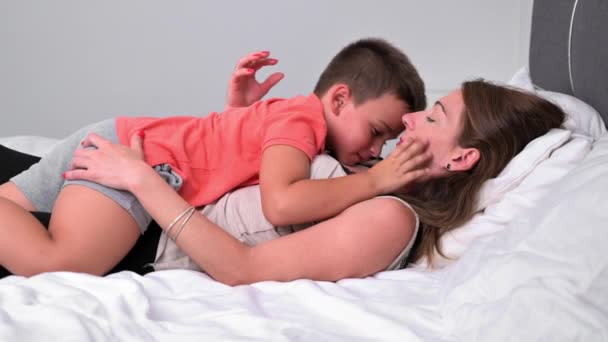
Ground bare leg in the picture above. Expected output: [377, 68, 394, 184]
[0, 185, 140, 276]
[0, 182, 36, 211]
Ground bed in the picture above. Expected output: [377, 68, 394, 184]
[1, 0, 607, 340]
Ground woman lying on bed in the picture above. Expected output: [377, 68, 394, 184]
[0, 54, 565, 285]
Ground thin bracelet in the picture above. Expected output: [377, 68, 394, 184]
[172, 206, 196, 242]
[166, 206, 194, 237]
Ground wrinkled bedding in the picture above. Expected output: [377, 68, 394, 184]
[0, 130, 607, 341]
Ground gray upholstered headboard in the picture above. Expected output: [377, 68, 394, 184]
[530, 0, 608, 127]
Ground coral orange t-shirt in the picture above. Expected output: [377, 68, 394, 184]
[115, 94, 327, 206]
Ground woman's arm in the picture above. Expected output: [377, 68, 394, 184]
[132, 169, 416, 284]
[65, 134, 416, 284]
[245, 196, 417, 282]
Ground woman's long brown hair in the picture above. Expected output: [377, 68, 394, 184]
[401, 79, 566, 266]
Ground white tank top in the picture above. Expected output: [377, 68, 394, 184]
[152, 154, 419, 272]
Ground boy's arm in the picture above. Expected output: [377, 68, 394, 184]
[259, 145, 377, 226]
[259, 139, 430, 226]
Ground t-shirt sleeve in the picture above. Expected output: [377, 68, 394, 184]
[261, 105, 327, 160]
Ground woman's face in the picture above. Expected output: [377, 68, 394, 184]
[399, 89, 466, 176]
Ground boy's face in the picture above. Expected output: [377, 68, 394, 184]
[328, 92, 408, 166]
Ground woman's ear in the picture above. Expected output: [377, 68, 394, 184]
[449, 147, 480, 171]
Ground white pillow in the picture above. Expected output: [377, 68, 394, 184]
[537, 89, 607, 138]
[509, 66, 607, 138]
[438, 133, 608, 341]
[417, 132, 593, 268]
[475, 128, 571, 211]
[414, 67, 601, 268]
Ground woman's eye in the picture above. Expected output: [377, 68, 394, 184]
[426, 116, 436, 123]
[372, 128, 380, 136]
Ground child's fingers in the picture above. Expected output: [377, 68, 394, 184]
[231, 59, 280, 87]
[236, 51, 271, 69]
[231, 67, 256, 84]
[259, 72, 285, 94]
[392, 137, 417, 154]
[414, 169, 433, 183]
[399, 152, 432, 173]
[389, 138, 432, 174]
[404, 168, 430, 182]
[244, 57, 278, 72]
[235, 52, 260, 69]
[390, 137, 425, 160]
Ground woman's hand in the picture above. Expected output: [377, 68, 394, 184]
[225, 51, 284, 109]
[64, 132, 153, 192]
[366, 138, 432, 194]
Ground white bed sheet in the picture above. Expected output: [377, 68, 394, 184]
[1, 133, 607, 341]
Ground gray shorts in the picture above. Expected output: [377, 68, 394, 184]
[10, 119, 183, 234]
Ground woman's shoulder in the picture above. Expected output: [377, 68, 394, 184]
[338, 196, 418, 271]
[343, 196, 418, 271]
[375, 195, 419, 218]
[344, 196, 418, 231]
[372, 196, 417, 220]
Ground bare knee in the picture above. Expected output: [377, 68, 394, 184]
[0, 182, 36, 212]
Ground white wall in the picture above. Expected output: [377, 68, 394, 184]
[0, 0, 534, 155]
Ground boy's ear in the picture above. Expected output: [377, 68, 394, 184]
[449, 147, 480, 172]
[329, 84, 351, 116]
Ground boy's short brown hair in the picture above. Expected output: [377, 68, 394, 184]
[313, 38, 426, 112]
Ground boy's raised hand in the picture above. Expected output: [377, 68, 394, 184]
[225, 51, 285, 109]
[367, 138, 431, 195]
